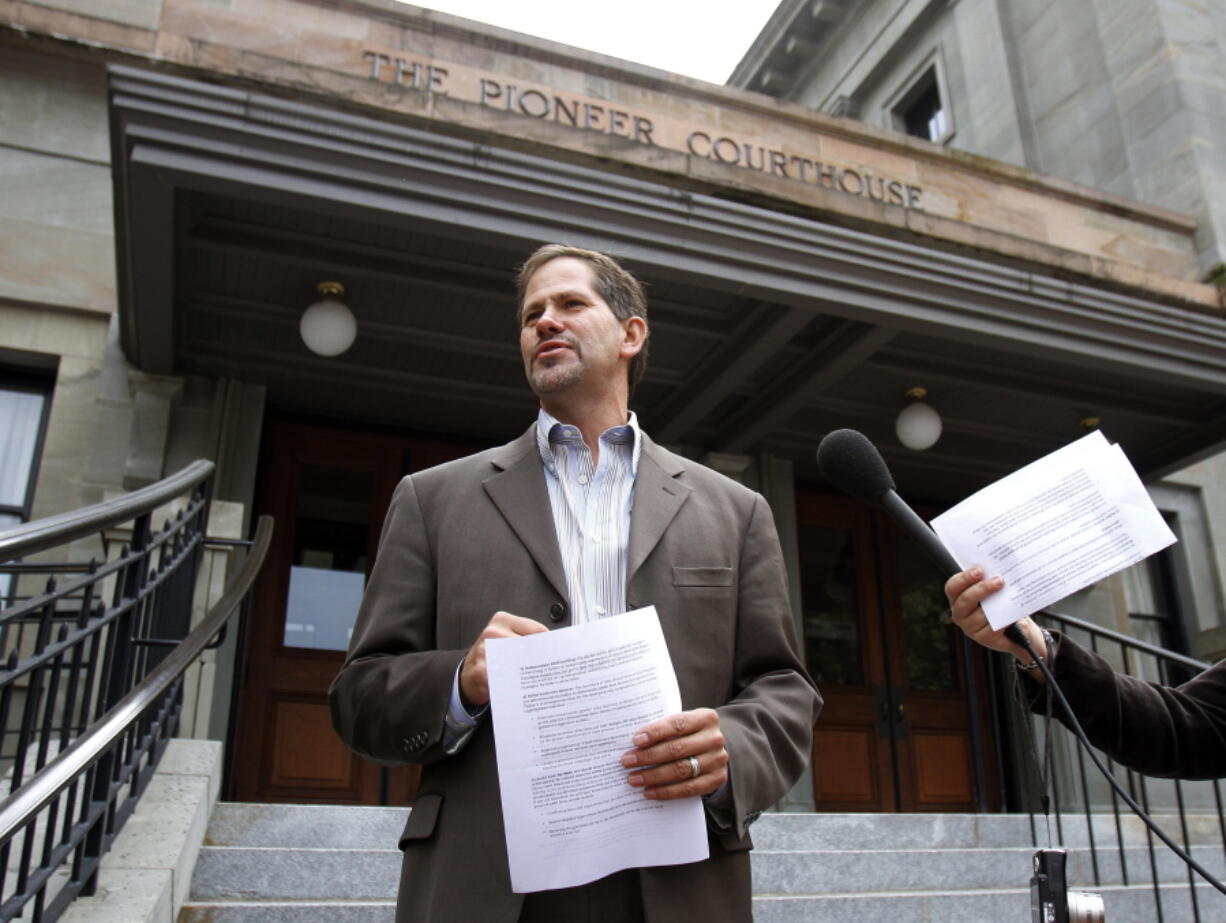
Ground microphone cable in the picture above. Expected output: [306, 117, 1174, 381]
[1009, 624, 1226, 896]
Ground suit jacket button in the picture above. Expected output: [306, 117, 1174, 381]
[548, 602, 566, 623]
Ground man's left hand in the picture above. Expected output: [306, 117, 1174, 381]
[621, 708, 729, 800]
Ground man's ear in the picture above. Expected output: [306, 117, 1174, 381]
[620, 316, 648, 358]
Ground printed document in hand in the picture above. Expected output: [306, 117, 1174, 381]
[485, 606, 708, 893]
[931, 430, 1176, 630]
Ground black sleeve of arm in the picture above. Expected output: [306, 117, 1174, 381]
[1031, 632, 1226, 780]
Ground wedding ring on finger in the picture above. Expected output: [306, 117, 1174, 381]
[687, 756, 700, 779]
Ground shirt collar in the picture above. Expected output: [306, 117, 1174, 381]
[535, 408, 642, 476]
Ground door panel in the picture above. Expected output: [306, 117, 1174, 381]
[798, 494, 896, 811]
[798, 488, 997, 812]
[911, 733, 971, 803]
[812, 727, 884, 806]
[230, 420, 481, 804]
[265, 695, 358, 793]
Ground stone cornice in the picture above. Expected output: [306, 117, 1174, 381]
[2, 0, 1220, 311]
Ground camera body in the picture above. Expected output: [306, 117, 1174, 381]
[1030, 849, 1106, 923]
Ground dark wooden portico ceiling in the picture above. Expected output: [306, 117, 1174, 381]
[109, 66, 1226, 507]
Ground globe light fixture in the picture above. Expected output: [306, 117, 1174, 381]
[300, 281, 356, 357]
[895, 386, 942, 451]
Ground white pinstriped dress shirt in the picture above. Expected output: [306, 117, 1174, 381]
[534, 408, 640, 627]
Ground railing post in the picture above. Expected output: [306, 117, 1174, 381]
[80, 510, 151, 895]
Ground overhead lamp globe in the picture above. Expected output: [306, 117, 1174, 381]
[300, 281, 356, 357]
[895, 388, 942, 451]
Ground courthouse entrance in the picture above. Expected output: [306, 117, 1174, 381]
[797, 489, 998, 812]
[104, 65, 1226, 815]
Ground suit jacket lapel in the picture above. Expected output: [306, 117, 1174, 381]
[628, 436, 691, 582]
[483, 426, 571, 605]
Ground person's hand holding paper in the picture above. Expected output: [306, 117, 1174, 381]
[484, 606, 709, 894]
[932, 430, 1176, 631]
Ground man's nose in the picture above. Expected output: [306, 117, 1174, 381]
[535, 305, 563, 333]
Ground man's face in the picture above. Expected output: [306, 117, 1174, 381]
[519, 257, 640, 400]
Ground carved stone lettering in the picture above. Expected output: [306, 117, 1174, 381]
[363, 50, 924, 210]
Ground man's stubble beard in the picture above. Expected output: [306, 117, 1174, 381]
[529, 355, 585, 396]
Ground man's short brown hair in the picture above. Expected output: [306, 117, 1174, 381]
[516, 244, 650, 394]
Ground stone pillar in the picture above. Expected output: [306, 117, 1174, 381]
[179, 499, 244, 741]
[756, 452, 815, 813]
[212, 378, 266, 530]
[81, 315, 134, 506]
[699, 451, 754, 484]
[123, 377, 183, 489]
[702, 449, 816, 812]
[205, 379, 266, 744]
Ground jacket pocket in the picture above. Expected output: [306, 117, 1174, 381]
[672, 566, 734, 588]
[398, 792, 443, 848]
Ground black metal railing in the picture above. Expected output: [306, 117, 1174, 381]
[1022, 608, 1223, 921]
[0, 462, 272, 922]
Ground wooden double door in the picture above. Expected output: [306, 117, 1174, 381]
[229, 420, 480, 804]
[797, 490, 998, 812]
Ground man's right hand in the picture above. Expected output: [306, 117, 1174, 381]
[459, 611, 549, 706]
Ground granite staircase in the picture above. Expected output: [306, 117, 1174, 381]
[178, 803, 1226, 922]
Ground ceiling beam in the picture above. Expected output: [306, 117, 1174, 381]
[651, 302, 817, 442]
[187, 219, 727, 342]
[180, 338, 533, 408]
[863, 348, 1204, 426]
[717, 322, 896, 454]
[185, 295, 689, 388]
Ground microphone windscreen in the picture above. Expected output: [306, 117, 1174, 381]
[816, 429, 896, 501]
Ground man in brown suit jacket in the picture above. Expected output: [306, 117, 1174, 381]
[330, 245, 820, 922]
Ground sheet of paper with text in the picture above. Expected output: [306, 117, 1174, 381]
[931, 430, 1176, 629]
[485, 606, 708, 893]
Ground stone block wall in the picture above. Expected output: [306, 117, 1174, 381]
[0, 46, 250, 749]
[781, 0, 1226, 274]
[1, 48, 115, 524]
[1004, 0, 1226, 273]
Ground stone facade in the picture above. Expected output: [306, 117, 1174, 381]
[2, 0, 1225, 821]
[735, 0, 1226, 278]
[1, 48, 113, 520]
[2, 0, 1220, 307]
[733, 0, 1226, 661]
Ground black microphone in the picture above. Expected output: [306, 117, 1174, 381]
[816, 428, 1026, 647]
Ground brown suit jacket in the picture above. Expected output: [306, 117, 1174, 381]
[329, 426, 821, 922]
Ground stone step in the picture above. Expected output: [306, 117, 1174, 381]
[178, 884, 1225, 923]
[180, 901, 396, 922]
[187, 840, 1221, 903]
[184, 803, 1226, 923]
[202, 801, 1224, 851]
[204, 802, 407, 849]
[749, 810, 1225, 850]
[752, 844, 1226, 894]
[190, 847, 399, 901]
[753, 884, 1226, 923]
